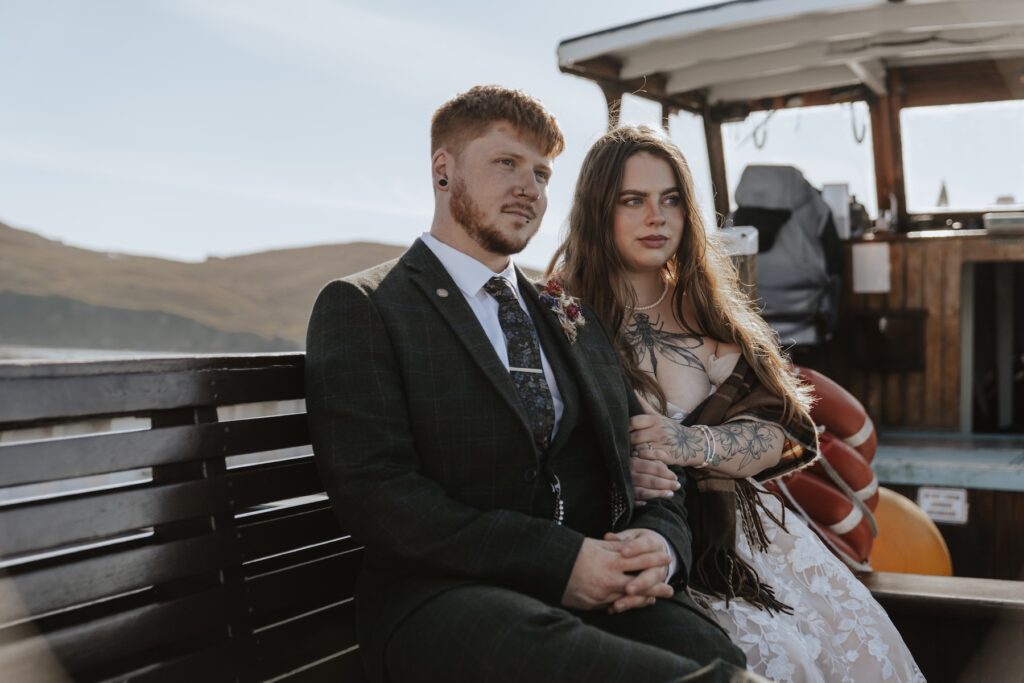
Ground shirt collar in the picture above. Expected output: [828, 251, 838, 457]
[421, 232, 520, 299]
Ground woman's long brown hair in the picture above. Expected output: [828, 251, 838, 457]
[547, 125, 813, 423]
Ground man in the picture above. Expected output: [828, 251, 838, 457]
[305, 86, 753, 682]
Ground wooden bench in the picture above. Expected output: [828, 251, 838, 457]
[0, 354, 363, 682]
[1, 355, 1022, 682]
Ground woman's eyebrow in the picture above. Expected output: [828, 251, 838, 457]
[619, 187, 678, 196]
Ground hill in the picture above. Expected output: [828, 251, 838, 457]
[0, 221, 408, 351]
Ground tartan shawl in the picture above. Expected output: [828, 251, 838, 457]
[681, 355, 819, 612]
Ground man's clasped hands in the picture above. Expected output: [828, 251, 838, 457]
[562, 411, 684, 614]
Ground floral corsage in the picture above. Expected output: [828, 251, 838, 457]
[539, 278, 586, 344]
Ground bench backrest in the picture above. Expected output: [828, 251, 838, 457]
[0, 354, 364, 682]
[4, 353, 1024, 683]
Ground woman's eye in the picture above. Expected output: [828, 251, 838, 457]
[498, 158, 515, 168]
[622, 197, 642, 207]
[663, 195, 681, 207]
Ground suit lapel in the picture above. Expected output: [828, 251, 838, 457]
[403, 240, 533, 442]
[517, 270, 621, 470]
[520, 278, 579, 456]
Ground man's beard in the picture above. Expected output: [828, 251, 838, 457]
[450, 177, 533, 256]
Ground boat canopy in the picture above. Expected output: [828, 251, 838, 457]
[558, 0, 1024, 114]
[558, 0, 1024, 227]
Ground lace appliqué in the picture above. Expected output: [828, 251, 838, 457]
[690, 486, 927, 683]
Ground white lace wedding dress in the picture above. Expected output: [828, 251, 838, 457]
[689, 489, 927, 683]
[651, 349, 925, 681]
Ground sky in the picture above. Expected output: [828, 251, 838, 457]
[1, 0, 1021, 271]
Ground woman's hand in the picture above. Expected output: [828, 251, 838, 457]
[629, 413, 703, 467]
[630, 455, 680, 505]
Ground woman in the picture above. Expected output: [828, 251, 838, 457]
[548, 125, 924, 683]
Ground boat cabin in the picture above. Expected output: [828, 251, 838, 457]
[558, 0, 1024, 581]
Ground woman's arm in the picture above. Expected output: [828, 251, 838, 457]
[630, 414, 785, 479]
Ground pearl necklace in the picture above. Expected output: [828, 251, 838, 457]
[631, 281, 669, 311]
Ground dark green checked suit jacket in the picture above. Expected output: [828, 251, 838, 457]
[305, 239, 698, 681]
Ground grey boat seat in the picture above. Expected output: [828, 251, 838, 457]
[730, 164, 843, 347]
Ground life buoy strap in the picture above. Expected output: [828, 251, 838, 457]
[815, 456, 879, 537]
[828, 506, 863, 535]
[855, 477, 879, 501]
[843, 416, 875, 448]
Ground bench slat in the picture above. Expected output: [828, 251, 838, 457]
[270, 647, 365, 683]
[0, 587, 228, 679]
[236, 500, 344, 562]
[230, 457, 324, 510]
[0, 531, 233, 623]
[251, 600, 358, 682]
[0, 413, 309, 487]
[99, 642, 238, 683]
[246, 548, 362, 626]
[1, 359, 304, 424]
[244, 534, 361, 577]
[0, 478, 228, 557]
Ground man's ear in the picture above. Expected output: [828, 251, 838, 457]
[432, 149, 450, 190]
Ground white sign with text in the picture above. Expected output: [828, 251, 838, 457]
[917, 487, 969, 525]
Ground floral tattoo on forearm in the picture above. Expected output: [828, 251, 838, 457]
[664, 420, 782, 470]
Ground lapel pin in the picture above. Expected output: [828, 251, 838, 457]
[436, 288, 449, 298]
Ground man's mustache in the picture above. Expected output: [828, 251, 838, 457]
[502, 203, 537, 220]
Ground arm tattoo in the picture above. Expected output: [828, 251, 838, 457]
[710, 422, 781, 469]
[624, 313, 704, 374]
[665, 421, 706, 464]
[666, 420, 782, 470]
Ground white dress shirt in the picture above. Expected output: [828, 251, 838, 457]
[421, 232, 677, 582]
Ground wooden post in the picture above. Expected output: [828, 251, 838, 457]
[661, 103, 677, 133]
[868, 69, 908, 230]
[888, 69, 909, 230]
[732, 255, 758, 302]
[599, 82, 624, 129]
[868, 92, 895, 223]
[703, 112, 730, 227]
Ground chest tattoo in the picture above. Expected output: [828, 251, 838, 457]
[625, 313, 706, 374]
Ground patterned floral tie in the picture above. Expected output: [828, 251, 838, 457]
[483, 276, 555, 453]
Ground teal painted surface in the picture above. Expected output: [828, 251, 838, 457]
[874, 441, 1024, 492]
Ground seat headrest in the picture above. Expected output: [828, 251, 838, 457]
[735, 165, 817, 211]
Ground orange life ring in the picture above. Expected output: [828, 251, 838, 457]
[773, 471, 874, 564]
[795, 366, 877, 462]
[809, 432, 880, 512]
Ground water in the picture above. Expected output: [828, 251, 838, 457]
[0, 345, 188, 361]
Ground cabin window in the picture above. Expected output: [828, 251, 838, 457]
[902, 101, 1024, 215]
[721, 102, 879, 219]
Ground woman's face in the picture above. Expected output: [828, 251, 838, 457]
[612, 152, 684, 275]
